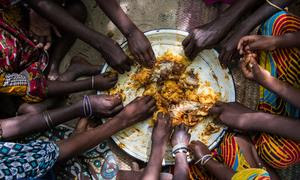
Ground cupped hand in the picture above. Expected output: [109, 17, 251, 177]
[29, 9, 61, 50]
[182, 23, 223, 60]
[208, 102, 254, 131]
[171, 124, 191, 147]
[89, 94, 123, 117]
[188, 140, 210, 160]
[116, 96, 156, 128]
[239, 53, 271, 84]
[152, 112, 172, 145]
[127, 28, 155, 68]
[101, 39, 132, 74]
[237, 35, 277, 55]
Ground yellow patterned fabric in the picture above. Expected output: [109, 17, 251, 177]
[255, 11, 300, 169]
[232, 168, 270, 180]
[188, 133, 254, 180]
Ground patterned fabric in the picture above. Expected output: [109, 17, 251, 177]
[255, 11, 300, 169]
[188, 133, 254, 180]
[0, 140, 59, 180]
[0, 9, 49, 102]
[231, 168, 270, 180]
[26, 125, 119, 180]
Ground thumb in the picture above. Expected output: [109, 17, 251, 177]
[208, 106, 223, 115]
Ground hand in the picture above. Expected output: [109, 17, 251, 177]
[188, 141, 210, 160]
[101, 39, 132, 74]
[89, 94, 123, 117]
[218, 31, 244, 68]
[208, 102, 254, 131]
[29, 9, 61, 50]
[182, 23, 223, 60]
[127, 28, 155, 68]
[237, 35, 277, 55]
[171, 124, 191, 147]
[116, 96, 156, 128]
[152, 112, 172, 145]
[239, 53, 271, 84]
[94, 73, 118, 91]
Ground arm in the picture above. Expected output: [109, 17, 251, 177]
[189, 141, 234, 180]
[57, 96, 156, 161]
[95, 0, 155, 67]
[248, 112, 300, 142]
[209, 102, 300, 142]
[273, 32, 300, 49]
[173, 153, 189, 180]
[0, 95, 122, 139]
[201, 159, 234, 180]
[26, 0, 131, 73]
[141, 113, 171, 180]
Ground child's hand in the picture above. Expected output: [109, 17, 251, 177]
[152, 112, 172, 146]
[189, 141, 210, 160]
[127, 29, 155, 68]
[237, 35, 277, 55]
[239, 53, 270, 84]
[29, 9, 61, 50]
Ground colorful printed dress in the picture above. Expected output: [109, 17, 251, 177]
[0, 0, 48, 102]
[255, 11, 300, 169]
[0, 124, 119, 180]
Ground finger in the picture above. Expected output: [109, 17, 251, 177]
[52, 25, 62, 38]
[143, 95, 153, 103]
[149, 106, 157, 114]
[219, 50, 226, 68]
[184, 40, 195, 58]
[215, 101, 224, 106]
[115, 66, 125, 74]
[131, 162, 140, 171]
[143, 51, 152, 68]
[75, 118, 89, 132]
[190, 48, 199, 60]
[44, 35, 52, 50]
[148, 48, 156, 66]
[137, 53, 146, 67]
[110, 104, 124, 115]
[182, 34, 192, 47]
[208, 106, 223, 115]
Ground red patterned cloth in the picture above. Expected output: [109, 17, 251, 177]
[0, 3, 49, 102]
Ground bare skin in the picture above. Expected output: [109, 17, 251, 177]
[1, 94, 123, 140]
[182, 0, 293, 67]
[17, 56, 102, 115]
[209, 102, 300, 142]
[141, 113, 172, 180]
[29, 0, 88, 80]
[171, 124, 190, 180]
[189, 139, 279, 180]
[27, 0, 155, 74]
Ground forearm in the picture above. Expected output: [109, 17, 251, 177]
[47, 78, 92, 97]
[27, 0, 110, 50]
[1, 101, 83, 139]
[273, 32, 300, 49]
[259, 74, 300, 109]
[201, 159, 234, 180]
[249, 112, 300, 142]
[141, 142, 166, 180]
[238, 0, 293, 35]
[173, 153, 189, 180]
[210, 0, 260, 33]
[57, 116, 127, 161]
[96, 0, 137, 37]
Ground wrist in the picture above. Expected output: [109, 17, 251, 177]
[123, 24, 138, 39]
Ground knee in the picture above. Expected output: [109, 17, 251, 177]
[67, 0, 87, 23]
[256, 133, 300, 169]
[18, 103, 42, 115]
